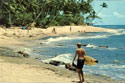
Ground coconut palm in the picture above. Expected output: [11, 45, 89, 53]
[96, 2, 108, 15]
[88, 2, 108, 25]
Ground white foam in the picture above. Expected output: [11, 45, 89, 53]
[108, 29, 125, 36]
[47, 37, 72, 42]
[107, 47, 118, 50]
[23, 48, 32, 53]
[42, 37, 73, 44]
[86, 35, 108, 39]
[85, 44, 116, 50]
[42, 35, 109, 44]
[97, 64, 125, 69]
[40, 29, 125, 44]
[41, 54, 73, 63]
[86, 43, 98, 48]
[15, 47, 32, 55]
[84, 64, 125, 80]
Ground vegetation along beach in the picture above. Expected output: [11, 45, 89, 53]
[0, 0, 125, 83]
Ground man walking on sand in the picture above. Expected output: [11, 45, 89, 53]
[72, 42, 87, 83]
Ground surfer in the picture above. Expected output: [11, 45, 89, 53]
[72, 42, 87, 83]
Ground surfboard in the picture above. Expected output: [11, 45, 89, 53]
[84, 56, 98, 65]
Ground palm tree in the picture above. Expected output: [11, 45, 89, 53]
[88, 2, 108, 25]
[96, 2, 108, 15]
[0, 0, 98, 27]
[86, 10, 101, 25]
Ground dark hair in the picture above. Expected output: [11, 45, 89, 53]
[77, 44, 81, 48]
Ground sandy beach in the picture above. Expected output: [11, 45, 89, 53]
[0, 26, 114, 46]
[0, 56, 120, 83]
[0, 26, 123, 83]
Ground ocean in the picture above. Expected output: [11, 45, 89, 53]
[26, 25, 125, 80]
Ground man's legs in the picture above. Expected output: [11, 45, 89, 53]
[81, 69, 84, 82]
[78, 69, 82, 83]
[77, 59, 84, 83]
[78, 68, 84, 83]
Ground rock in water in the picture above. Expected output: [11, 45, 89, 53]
[99, 45, 108, 48]
[17, 51, 29, 58]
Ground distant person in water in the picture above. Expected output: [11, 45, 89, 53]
[72, 42, 87, 83]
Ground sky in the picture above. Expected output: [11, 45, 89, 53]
[92, 0, 125, 25]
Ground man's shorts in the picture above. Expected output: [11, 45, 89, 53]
[77, 59, 85, 69]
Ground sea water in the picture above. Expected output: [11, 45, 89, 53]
[27, 25, 125, 80]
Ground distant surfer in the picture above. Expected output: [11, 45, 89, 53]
[72, 42, 87, 83]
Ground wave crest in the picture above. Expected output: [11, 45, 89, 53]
[41, 54, 73, 63]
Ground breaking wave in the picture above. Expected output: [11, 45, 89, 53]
[41, 53, 125, 80]
[84, 64, 125, 80]
[41, 29, 125, 44]
[41, 35, 109, 44]
[41, 53, 73, 64]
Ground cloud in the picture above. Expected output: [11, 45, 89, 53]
[113, 11, 125, 18]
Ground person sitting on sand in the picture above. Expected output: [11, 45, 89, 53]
[72, 42, 87, 83]
[52, 28, 56, 34]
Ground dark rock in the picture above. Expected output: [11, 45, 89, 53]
[35, 58, 40, 60]
[65, 63, 77, 71]
[29, 35, 34, 37]
[99, 46, 108, 48]
[49, 60, 65, 66]
[65, 63, 70, 69]
[82, 44, 87, 46]
[17, 51, 29, 58]
[40, 42, 44, 45]
[56, 44, 64, 46]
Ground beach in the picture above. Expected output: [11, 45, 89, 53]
[0, 55, 119, 83]
[0, 26, 124, 83]
[0, 26, 114, 46]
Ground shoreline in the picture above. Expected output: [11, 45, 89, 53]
[0, 25, 115, 47]
[0, 26, 124, 83]
[0, 55, 123, 83]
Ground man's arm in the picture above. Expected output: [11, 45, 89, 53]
[72, 50, 77, 64]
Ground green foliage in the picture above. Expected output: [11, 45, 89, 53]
[0, 0, 108, 28]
